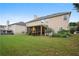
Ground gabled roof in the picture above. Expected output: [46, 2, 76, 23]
[26, 12, 71, 23]
[10, 22, 26, 26]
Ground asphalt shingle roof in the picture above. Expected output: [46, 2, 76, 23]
[10, 22, 26, 26]
[26, 12, 71, 23]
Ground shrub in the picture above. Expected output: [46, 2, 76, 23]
[52, 29, 71, 38]
[70, 27, 76, 34]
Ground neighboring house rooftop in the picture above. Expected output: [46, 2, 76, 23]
[10, 22, 26, 26]
[26, 12, 71, 23]
[0, 25, 6, 27]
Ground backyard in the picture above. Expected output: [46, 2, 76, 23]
[0, 34, 79, 56]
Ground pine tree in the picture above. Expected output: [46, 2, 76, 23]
[73, 3, 79, 12]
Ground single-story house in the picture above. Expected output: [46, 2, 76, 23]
[0, 25, 13, 35]
[26, 12, 71, 35]
[0, 25, 6, 35]
[0, 25, 6, 30]
[9, 22, 27, 34]
[0, 22, 26, 35]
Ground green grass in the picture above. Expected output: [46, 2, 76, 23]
[0, 34, 79, 56]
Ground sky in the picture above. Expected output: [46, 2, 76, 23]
[0, 3, 79, 25]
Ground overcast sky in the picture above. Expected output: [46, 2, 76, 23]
[0, 3, 79, 25]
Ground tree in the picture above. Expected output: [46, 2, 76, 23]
[77, 22, 79, 26]
[73, 3, 79, 12]
[76, 22, 79, 31]
[69, 22, 77, 34]
[69, 22, 77, 26]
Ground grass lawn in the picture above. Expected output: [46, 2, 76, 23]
[0, 34, 79, 56]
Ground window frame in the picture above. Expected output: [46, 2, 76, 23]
[64, 15, 68, 20]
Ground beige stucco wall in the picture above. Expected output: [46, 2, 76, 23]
[26, 14, 70, 33]
[9, 25, 26, 34]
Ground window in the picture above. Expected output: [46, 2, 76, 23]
[64, 15, 68, 20]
